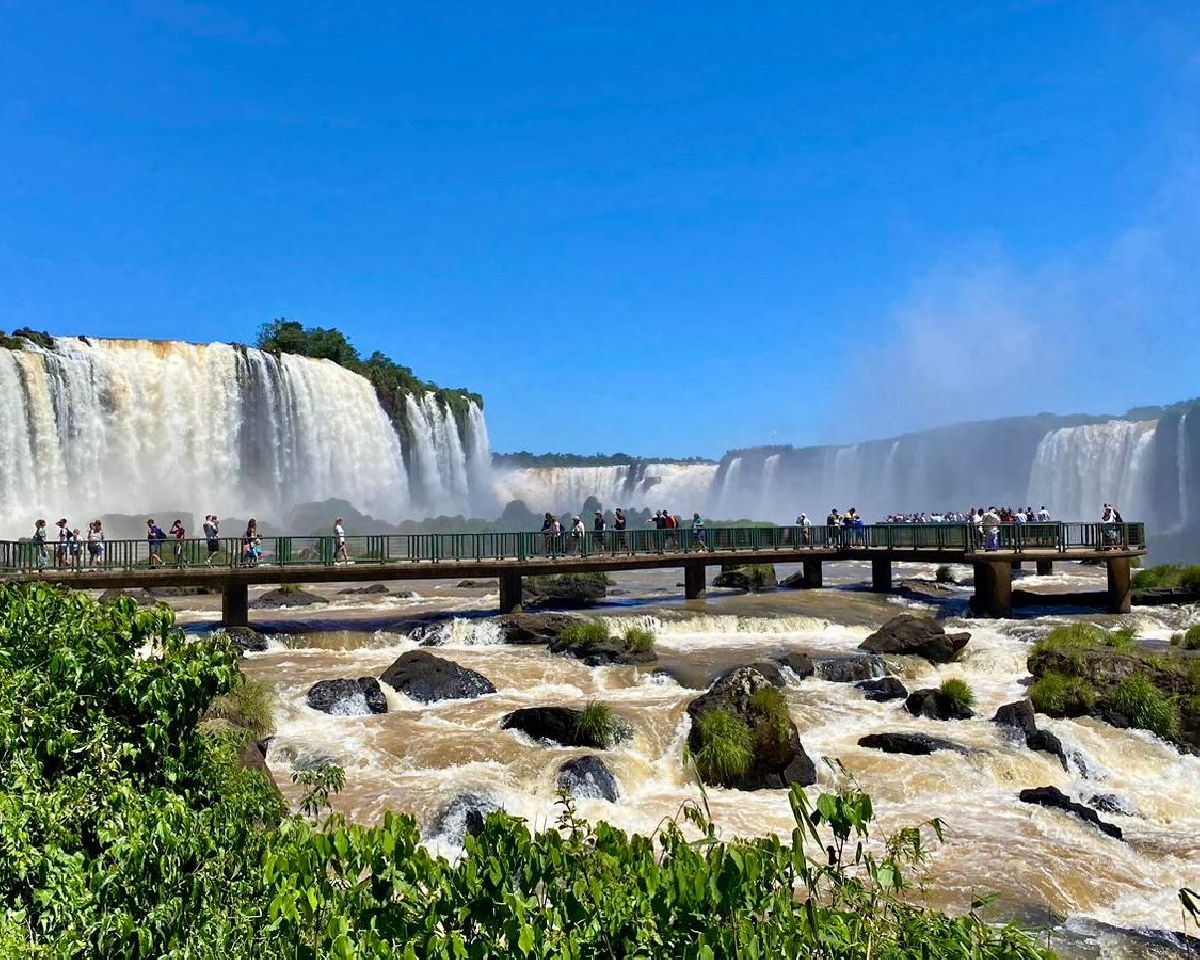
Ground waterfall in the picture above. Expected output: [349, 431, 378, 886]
[492, 462, 718, 515]
[1179, 413, 1191, 530]
[1027, 420, 1157, 521]
[0, 339, 492, 534]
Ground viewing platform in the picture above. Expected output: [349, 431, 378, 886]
[0, 522, 1147, 626]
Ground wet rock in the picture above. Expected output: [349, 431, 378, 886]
[428, 793, 502, 844]
[494, 612, 586, 645]
[815, 655, 887, 683]
[557, 756, 620, 802]
[337, 583, 390, 595]
[550, 636, 657, 667]
[904, 688, 975, 721]
[306, 677, 388, 716]
[992, 700, 1038, 738]
[149, 584, 218, 597]
[778, 570, 809, 589]
[1017, 786, 1123, 840]
[1133, 585, 1200, 606]
[236, 739, 282, 801]
[897, 579, 955, 599]
[457, 579, 498, 589]
[99, 587, 157, 606]
[523, 575, 607, 608]
[1088, 793, 1136, 816]
[712, 565, 777, 591]
[687, 664, 817, 790]
[501, 707, 629, 749]
[776, 651, 815, 680]
[1026, 729, 1068, 770]
[252, 588, 325, 609]
[380, 650, 496, 703]
[859, 613, 970, 663]
[408, 622, 450, 646]
[856, 677, 908, 701]
[217, 625, 269, 654]
[858, 732, 967, 755]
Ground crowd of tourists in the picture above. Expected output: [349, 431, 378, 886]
[538, 507, 712, 557]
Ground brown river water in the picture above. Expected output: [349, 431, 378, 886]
[168, 560, 1200, 955]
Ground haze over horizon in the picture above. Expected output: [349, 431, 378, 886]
[3, 2, 1198, 459]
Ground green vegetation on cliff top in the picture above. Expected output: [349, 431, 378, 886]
[0, 581, 1055, 957]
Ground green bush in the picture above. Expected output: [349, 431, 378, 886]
[575, 701, 617, 748]
[938, 678, 976, 712]
[692, 708, 754, 785]
[0, 583, 1053, 958]
[935, 565, 955, 584]
[1030, 672, 1097, 716]
[1105, 675, 1180, 740]
[557, 621, 611, 647]
[1181, 626, 1200, 650]
[622, 626, 655, 654]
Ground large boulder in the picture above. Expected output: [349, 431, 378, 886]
[1026, 729, 1068, 769]
[217, 625, 269, 654]
[523, 575, 607, 608]
[778, 570, 809, 589]
[686, 664, 816, 790]
[494, 612, 586, 645]
[904, 688, 974, 721]
[408, 622, 451, 646]
[380, 650, 496, 703]
[306, 677, 388, 715]
[856, 677, 908, 701]
[816, 655, 887, 683]
[992, 700, 1038, 737]
[252, 587, 325, 609]
[859, 614, 970, 663]
[337, 583, 390, 595]
[501, 707, 629, 749]
[712, 565, 777, 591]
[777, 651, 815, 680]
[99, 587, 157, 606]
[858, 732, 967, 755]
[427, 793, 502, 844]
[549, 634, 657, 667]
[557, 756, 620, 802]
[1018, 786, 1123, 840]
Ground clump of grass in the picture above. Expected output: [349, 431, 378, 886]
[935, 565, 955, 584]
[1035, 623, 1135, 655]
[205, 676, 275, 738]
[1029, 672, 1097, 716]
[558, 622, 611, 647]
[692, 708, 754, 786]
[575, 701, 617, 748]
[1132, 563, 1200, 590]
[1180, 625, 1200, 650]
[622, 626, 655, 654]
[1105, 675, 1179, 740]
[938, 677, 976, 712]
[748, 686, 792, 755]
[277, 583, 303, 596]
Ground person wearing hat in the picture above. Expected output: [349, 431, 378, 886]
[690, 512, 709, 551]
[570, 515, 586, 554]
[797, 512, 811, 545]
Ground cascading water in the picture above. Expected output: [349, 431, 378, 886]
[1027, 420, 1157, 521]
[0, 338, 491, 533]
[491, 462, 719, 514]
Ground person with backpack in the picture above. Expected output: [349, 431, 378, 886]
[203, 515, 221, 565]
[87, 520, 106, 569]
[170, 520, 186, 566]
[147, 519, 166, 567]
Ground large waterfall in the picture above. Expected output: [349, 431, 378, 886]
[0, 338, 491, 533]
[492, 462, 718, 515]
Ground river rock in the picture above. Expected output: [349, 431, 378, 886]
[494, 612, 586, 644]
[548, 634, 657, 667]
[858, 732, 967, 755]
[217, 625, 269, 654]
[380, 650, 496, 702]
[523, 575, 607, 607]
[897, 579, 956, 600]
[904, 688, 975, 721]
[815, 655, 887, 683]
[776, 651, 815, 680]
[778, 570, 809, 589]
[150, 584, 218, 597]
[557, 756, 620, 802]
[1017, 786, 1123, 840]
[236, 739, 283, 805]
[99, 587, 157, 606]
[252, 587, 325, 609]
[306, 677, 388, 715]
[408, 622, 450, 646]
[712, 565, 777, 591]
[501, 707, 629, 748]
[428, 793, 502, 844]
[457, 579, 498, 588]
[686, 664, 816, 790]
[856, 677, 908, 701]
[992, 700, 1038, 737]
[337, 583, 390, 595]
[1088, 793, 1136, 816]
[859, 614, 970, 663]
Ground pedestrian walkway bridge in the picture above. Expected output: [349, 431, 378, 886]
[0, 522, 1147, 625]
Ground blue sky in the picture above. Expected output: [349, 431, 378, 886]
[2, 1, 1197, 457]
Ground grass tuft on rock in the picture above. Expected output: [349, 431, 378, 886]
[558, 622, 611, 647]
[575, 701, 617, 748]
[1105, 675, 1179, 740]
[1029, 672, 1097, 716]
[938, 678, 976, 712]
[747, 686, 792, 755]
[1034, 623, 1135, 656]
[622, 626, 655, 654]
[1132, 563, 1200, 590]
[1176, 625, 1200, 650]
[935, 565, 955, 584]
[205, 676, 276, 738]
[692, 708, 754, 785]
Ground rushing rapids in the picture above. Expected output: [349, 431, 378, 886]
[0, 338, 491, 532]
[210, 564, 1200, 946]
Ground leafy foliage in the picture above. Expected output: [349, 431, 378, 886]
[938, 677, 977, 712]
[692, 708, 754, 785]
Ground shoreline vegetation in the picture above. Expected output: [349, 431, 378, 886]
[0, 582, 1061, 958]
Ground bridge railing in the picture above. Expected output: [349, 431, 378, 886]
[0, 522, 1146, 574]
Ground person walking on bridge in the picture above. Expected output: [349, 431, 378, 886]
[87, 520, 105, 569]
[334, 517, 349, 564]
[203, 515, 221, 565]
[826, 509, 840, 546]
[170, 520, 186, 567]
[691, 512, 710, 551]
[147, 519, 166, 567]
[32, 519, 47, 570]
[613, 508, 627, 549]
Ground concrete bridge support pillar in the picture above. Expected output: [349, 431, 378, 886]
[972, 561, 1013, 618]
[1106, 557, 1132, 614]
[870, 558, 891, 593]
[1036, 559, 1054, 576]
[802, 558, 823, 589]
[221, 582, 249, 628]
[499, 571, 523, 614]
[684, 562, 706, 600]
